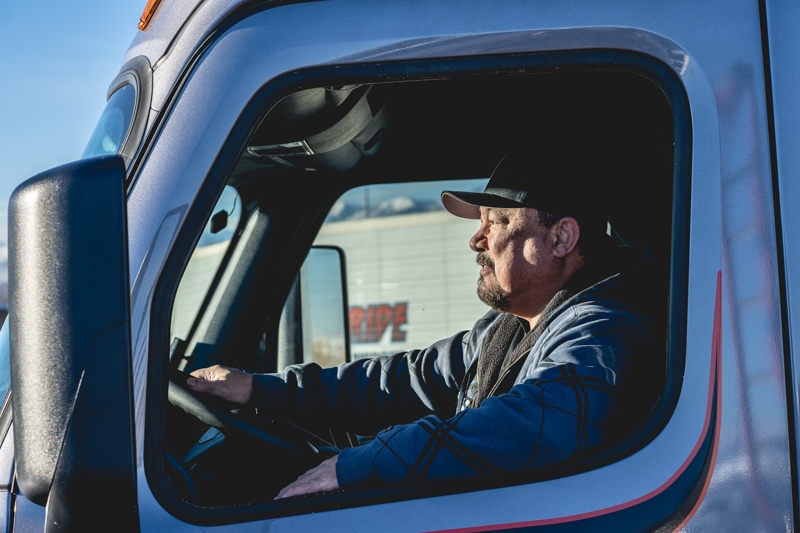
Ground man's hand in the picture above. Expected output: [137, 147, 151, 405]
[187, 365, 253, 404]
[276, 455, 340, 499]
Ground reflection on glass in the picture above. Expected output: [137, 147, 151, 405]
[0, 321, 11, 407]
[300, 247, 347, 367]
[82, 84, 136, 159]
[326, 179, 487, 222]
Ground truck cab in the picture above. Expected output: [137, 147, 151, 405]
[2, 0, 800, 531]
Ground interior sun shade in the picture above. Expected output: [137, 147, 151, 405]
[247, 85, 391, 171]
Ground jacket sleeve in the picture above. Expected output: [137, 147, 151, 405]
[335, 304, 657, 488]
[251, 311, 501, 436]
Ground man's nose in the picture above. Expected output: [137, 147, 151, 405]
[470, 225, 487, 252]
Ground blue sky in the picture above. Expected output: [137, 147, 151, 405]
[0, 0, 144, 241]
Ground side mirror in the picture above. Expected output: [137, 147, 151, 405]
[278, 246, 350, 368]
[8, 156, 139, 531]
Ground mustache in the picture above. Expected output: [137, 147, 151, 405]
[476, 252, 494, 269]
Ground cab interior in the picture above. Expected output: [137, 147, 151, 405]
[156, 66, 681, 513]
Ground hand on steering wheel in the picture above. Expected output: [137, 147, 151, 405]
[186, 365, 253, 404]
[168, 367, 338, 460]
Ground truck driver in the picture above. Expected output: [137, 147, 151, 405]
[187, 147, 662, 499]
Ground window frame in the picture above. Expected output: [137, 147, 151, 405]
[145, 49, 691, 525]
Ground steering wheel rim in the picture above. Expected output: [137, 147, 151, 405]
[167, 368, 337, 460]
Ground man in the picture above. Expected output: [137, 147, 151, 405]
[188, 150, 661, 499]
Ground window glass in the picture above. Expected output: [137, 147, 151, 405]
[82, 84, 136, 159]
[0, 321, 10, 407]
[171, 186, 242, 343]
[309, 178, 488, 361]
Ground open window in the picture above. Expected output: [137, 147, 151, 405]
[155, 60, 683, 522]
[277, 177, 491, 370]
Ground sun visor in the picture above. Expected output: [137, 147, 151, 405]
[247, 85, 391, 171]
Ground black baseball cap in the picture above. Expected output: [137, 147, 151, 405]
[441, 148, 611, 235]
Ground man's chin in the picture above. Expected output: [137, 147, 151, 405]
[477, 282, 511, 313]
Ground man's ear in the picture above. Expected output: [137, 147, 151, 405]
[552, 217, 580, 258]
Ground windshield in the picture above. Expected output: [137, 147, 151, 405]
[82, 84, 136, 159]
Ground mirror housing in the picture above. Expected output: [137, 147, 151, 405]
[8, 156, 139, 531]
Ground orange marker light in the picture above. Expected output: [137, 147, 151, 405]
[138, 0, 164, 31]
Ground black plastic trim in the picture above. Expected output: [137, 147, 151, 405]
[759, 0, 799, 527]
[8, 156, 139, 531]
[144, 47, 691, 526]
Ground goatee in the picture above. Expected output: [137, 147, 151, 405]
[476, 252, 511, 312]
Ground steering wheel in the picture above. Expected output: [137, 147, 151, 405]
[167, 367, 338, 460]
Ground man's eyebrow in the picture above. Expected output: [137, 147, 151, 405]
[484, 207, 513, 217]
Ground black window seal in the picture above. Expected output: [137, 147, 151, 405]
[758, 0, 799, 527]
[108, 55, 153, 169]
[144, 48, 691, 526]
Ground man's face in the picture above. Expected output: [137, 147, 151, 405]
[470, 207, 559, 318]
